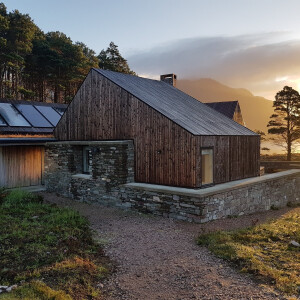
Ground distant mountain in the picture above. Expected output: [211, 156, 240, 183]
[177, 78, 274, 133]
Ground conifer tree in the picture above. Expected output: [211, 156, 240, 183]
[267, 86, 300, 160]
[98, 42, 135, 75]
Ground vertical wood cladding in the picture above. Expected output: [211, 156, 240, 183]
[55, 70, 260, 188]
[0, 146, 44, 188]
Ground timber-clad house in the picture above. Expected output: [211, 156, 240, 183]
[48, 69, 260, 189]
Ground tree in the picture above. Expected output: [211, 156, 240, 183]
[254, 130, 267, 141]
[98, 42, 135, 75]
[254, 130, 270, 152]
[0, 4, 134, 103]
[267, 86, 300, 160]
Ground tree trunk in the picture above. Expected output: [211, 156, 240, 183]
[287, 136, 292, 161]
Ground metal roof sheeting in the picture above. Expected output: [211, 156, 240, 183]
[205, 101, 239, 119]
[94, 69, 257, 136]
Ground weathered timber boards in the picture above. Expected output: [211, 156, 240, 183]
[0, 146, 44, 188]
[54, 69, 260, 188]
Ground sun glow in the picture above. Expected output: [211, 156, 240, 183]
[297, 81, 300, 93]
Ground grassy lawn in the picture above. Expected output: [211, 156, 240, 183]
[198, 207, 300, 296]
[0, 188, 110, 300]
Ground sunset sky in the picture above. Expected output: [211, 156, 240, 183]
[5, 0, 300, 99]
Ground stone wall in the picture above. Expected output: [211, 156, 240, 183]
[45, 140, 134, 206]
[120, 171, 300, 222]
[45, 141, 300, 223]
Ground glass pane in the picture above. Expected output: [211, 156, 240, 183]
[201, 149, 213, 185]
[35, 105, 61, 126]
[83, 147, 92, 174]
[15, 104, 53, 127]
[54, 107, 66, 115]
[0, 103, 31, 127]
[0, 114, 7, 126]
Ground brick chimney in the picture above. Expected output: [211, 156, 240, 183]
[160, 74, 177, 87]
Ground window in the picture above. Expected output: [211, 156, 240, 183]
[53, 107, 66, 115]
[34, 105, 61, 126]
[0, 114, 7, 126]
[201, 148, 213, 185]
[83, 147, 92, 174]
[15, 104, 52, 127]
[0, 103, 31, 127]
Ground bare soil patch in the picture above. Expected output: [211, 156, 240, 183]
[41, 192, 289, 300]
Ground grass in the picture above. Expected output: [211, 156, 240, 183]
[0, 188, 110, 300]
[198, 207, 300, 296]
[261, 153, 300, 161]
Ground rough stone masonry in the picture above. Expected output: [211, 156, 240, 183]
[45, 140, 300, 223]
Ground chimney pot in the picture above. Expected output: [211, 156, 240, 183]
[160, 74, 177, 87]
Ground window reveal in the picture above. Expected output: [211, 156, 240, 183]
[83, 147, 92, 174]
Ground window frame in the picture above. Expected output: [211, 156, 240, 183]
[82, 146, 92, 174]
[201, 147, 214, 187]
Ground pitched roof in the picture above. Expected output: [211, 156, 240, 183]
[94, 69, 257, 136]
[0, 99, 67, 135]
[205, 101, 239, 119]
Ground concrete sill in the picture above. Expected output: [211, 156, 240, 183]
[72, 174, 92, 180]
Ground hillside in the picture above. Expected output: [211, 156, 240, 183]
[177, 78, 274, 133]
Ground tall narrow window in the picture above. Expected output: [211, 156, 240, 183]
[201, 148, 213, 185]
[83, 147, 92, 174]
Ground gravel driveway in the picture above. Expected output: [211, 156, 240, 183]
[41, 192, 287, 300]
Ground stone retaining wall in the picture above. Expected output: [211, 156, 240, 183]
[45, 141, 300, 223]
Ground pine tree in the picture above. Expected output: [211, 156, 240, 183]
[98, 42, 135, 75]
[267, 86, 300, 160]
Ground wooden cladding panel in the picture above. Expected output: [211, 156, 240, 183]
[55, 70, 259, 188]
[55, 70, 198, 187]
[198, 135, 260, 184]
[0, 146, 44, 188]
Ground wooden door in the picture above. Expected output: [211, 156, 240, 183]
[0, 146, 44, 188]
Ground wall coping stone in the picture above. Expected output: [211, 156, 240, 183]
[45, 140, 132, 146]
[124, 170, 300, 198]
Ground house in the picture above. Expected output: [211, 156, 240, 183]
[48, 69, 260, 189]
[205, 101, 245, 126]
[0, 99, 67, 188]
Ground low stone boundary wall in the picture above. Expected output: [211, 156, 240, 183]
[45, 141, 300, 223]
[119, 170, 300, 222]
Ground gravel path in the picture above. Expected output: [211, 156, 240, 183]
[41, 192, 288, 300]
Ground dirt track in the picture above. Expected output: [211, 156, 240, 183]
[42, 192, 287, 300]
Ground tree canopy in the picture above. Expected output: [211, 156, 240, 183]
[0, 3, 135, 103]
[267, 86, 300, 160]
[98, 42, 135, 75]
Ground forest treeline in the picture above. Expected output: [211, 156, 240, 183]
[0, 3, 135, 103]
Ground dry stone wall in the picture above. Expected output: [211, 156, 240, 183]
[45, 141, 134, 206]
[45, 141, 300, 223]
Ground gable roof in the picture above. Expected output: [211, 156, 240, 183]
[205, 101, 239, 119]
[0, 99, 67, 135]
[94, 69, 257, 136]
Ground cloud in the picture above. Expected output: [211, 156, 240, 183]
[127, 33, 300, 99]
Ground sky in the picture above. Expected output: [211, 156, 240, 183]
[4, 0, 300, 99]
